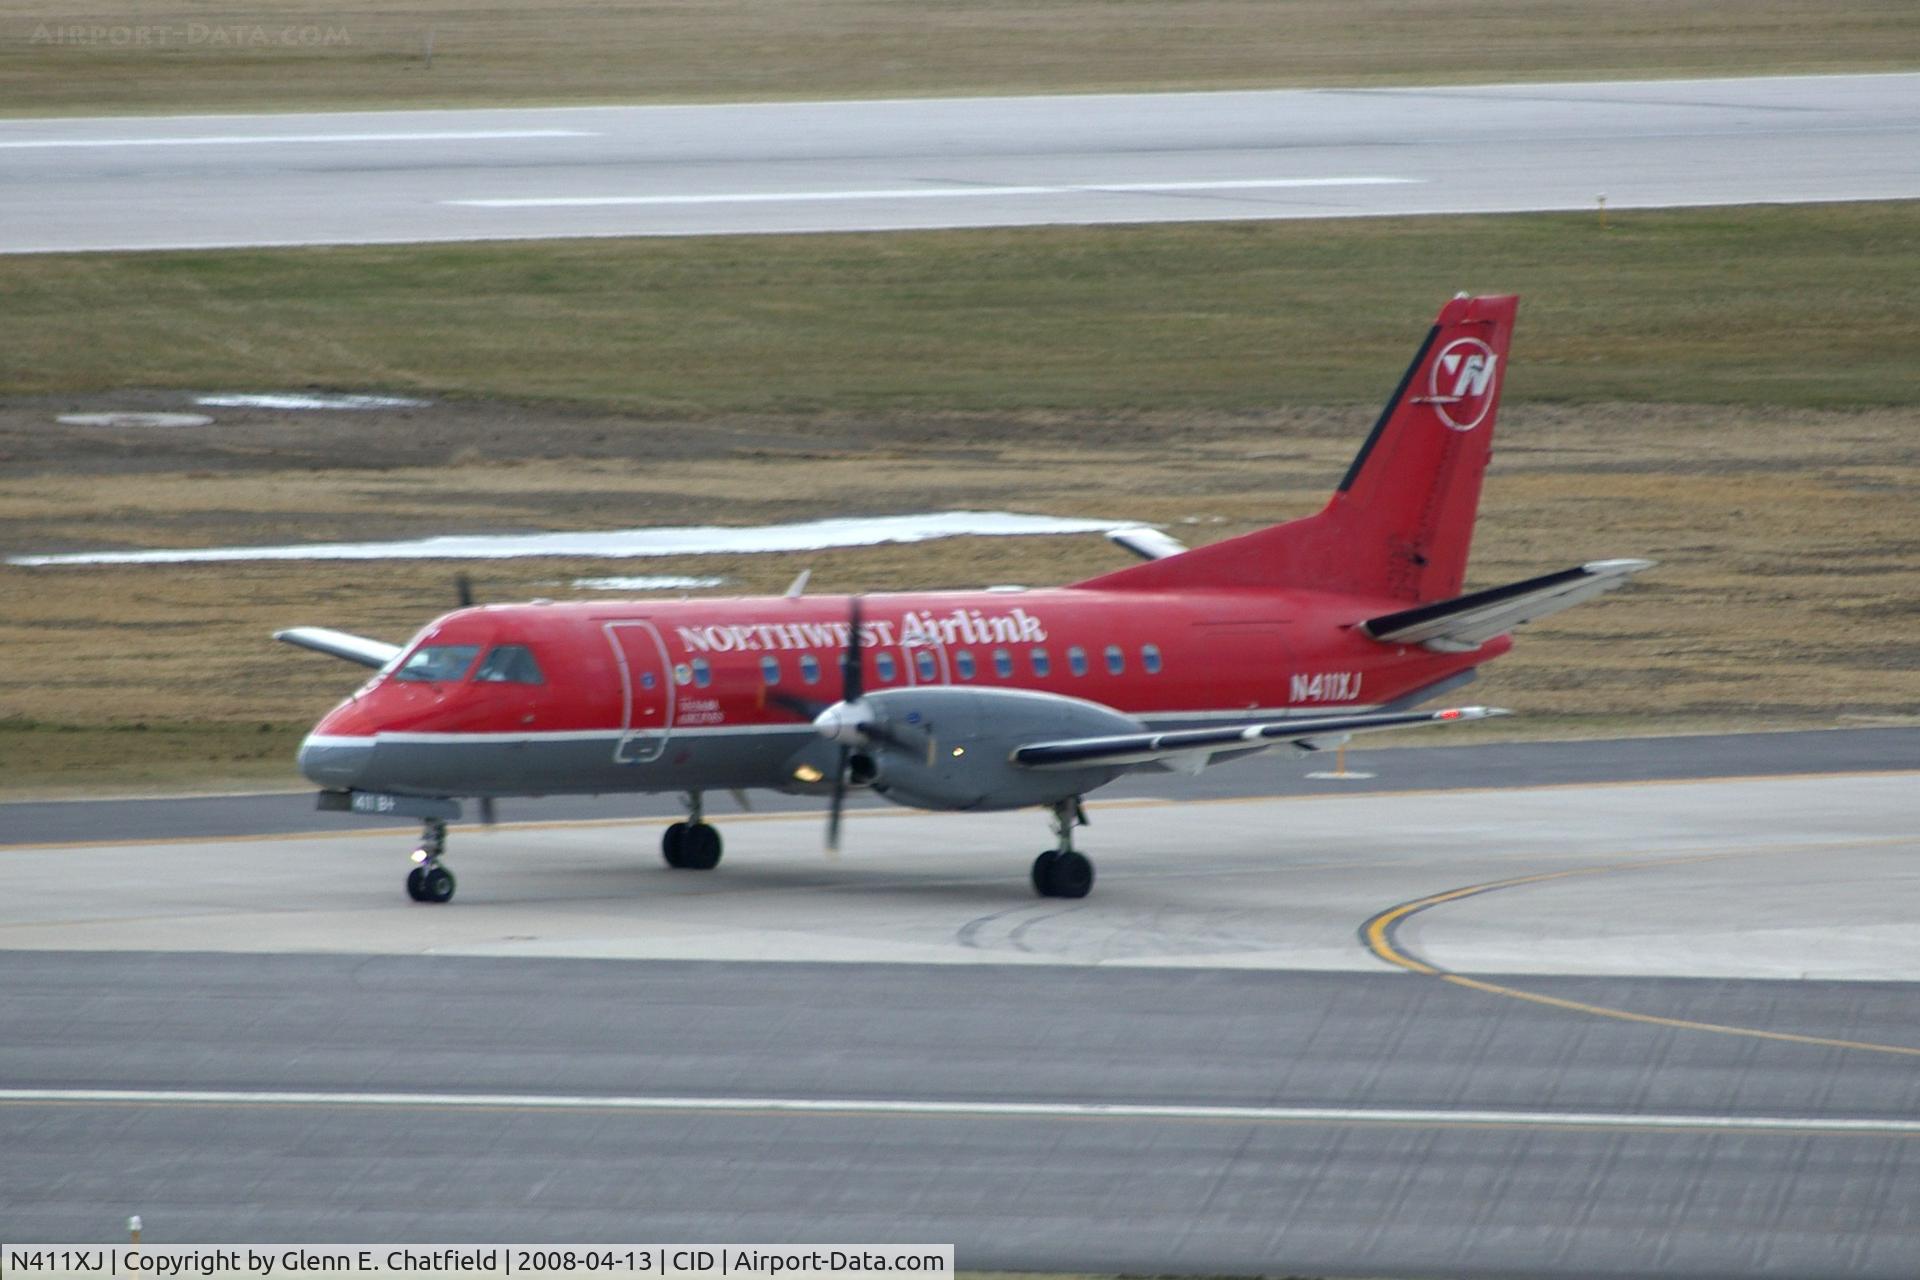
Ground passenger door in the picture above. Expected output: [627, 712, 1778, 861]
[603, 621, 674, 764]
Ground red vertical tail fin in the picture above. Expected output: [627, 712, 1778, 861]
[1074, 293, 1517, 603]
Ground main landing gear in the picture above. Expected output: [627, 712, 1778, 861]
[1031, 798, 1094, 899]
[662, 791, 724, 870]
[405, 818, 456, 904]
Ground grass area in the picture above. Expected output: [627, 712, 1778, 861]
[3, 204, 1918, 795]
[0, 719, 310, 797]
[3, 0, 1915, 115]
[8, 203, 1920, 412]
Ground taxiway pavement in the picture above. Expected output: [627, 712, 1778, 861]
[3, 767, 1916, 978]
[7, 725, 1915, 846]
[5, 73, 1916, 252]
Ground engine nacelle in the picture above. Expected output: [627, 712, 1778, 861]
[858, 686, 1140, 811]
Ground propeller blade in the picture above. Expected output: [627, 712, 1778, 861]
[455, 573, 475, 608]
[767, 691, 829, 721]
[826, 745, 850, 854]
[824, 594, 873, 857]
[478, 796, 497, 826]
[842, 595, 865, 705]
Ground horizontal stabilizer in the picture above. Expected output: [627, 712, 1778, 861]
[1364, 559, 1655, 653]
[275, 626, 402, 669]
[1106, 527, 1189, 562]
[1013, 706, 1507, 771]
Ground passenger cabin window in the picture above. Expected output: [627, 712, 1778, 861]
[1105, 644, 1125, 675]
[1068, 646, 1088, 677]
[760, 655, 781, 685]
[691, 657, 712, 688]
[915, 650, 937, 682]
[1030, 648, 1051, 677]
[473, 644, 544, 684]
[955, 650, 976, 680]
[993, 649, 1013, 679]
[1142, 643, 1163, 675]
[395, 644, 480, 683]
[876, 652, 898, 683]
[800, 654, 821, 684]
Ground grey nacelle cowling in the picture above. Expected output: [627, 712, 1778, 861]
[859, 686, 1140, 812]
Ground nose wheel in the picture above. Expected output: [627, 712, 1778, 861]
[1031, 798, 1094, 898]
[405, 819, 456, 903]
[662, 791, 724, 870]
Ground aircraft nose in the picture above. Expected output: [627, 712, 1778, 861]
[298, 733, 374, 788]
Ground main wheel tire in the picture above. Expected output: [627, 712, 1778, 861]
[1032, 849, 1093, 898]
[661, 821, 690, 868]
[421, 864, 456, 903]
[405, 864, 429, 902]
[1030, 850, 1060, 897]
[1048, 850, 1094, 898]
[680, 822, 723, 870]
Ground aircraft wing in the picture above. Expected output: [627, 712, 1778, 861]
[1106, 526, 1190, 562]
[1012, 706, 1507, 771]
[1363, 559, 1656, 653]
[274, 626, 402, 669]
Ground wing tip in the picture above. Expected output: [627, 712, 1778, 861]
[1581, 557, 1658, 576]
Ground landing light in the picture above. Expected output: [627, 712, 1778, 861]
[793, 764, 825, 783]
[951, 747, 966, 758]
[409, 847, 430, 863]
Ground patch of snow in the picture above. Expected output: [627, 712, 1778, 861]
[57, 412, 213, 428]
[9, 511, 1137, 567]
[572, 575, 728, 591]
[195, 393, 431, 410]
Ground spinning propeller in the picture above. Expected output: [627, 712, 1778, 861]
[769, 595, 932, 851]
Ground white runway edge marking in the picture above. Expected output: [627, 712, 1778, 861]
[449, 177, 1421, 209]
[2, 1089, 1915, 1135]
[0, 130, 595, 149]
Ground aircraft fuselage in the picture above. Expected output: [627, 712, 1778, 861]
[299, 586, 1504, 802]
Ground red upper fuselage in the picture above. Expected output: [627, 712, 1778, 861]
[310, 586, 1508, 746]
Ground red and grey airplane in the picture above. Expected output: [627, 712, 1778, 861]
[281, 294, 1650, 903]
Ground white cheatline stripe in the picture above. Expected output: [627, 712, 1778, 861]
[0, 1089, 1912, 1135]
[447, 177, 1421, 209]
[0, 130, 596, 150]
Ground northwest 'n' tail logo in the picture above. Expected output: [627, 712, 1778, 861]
[1428, 337, 1499, 431]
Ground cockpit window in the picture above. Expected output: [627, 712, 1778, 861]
[474, 644, 545, 685]
[394, 644, 481, 683]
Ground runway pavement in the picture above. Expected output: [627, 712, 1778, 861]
[4, 953, 1919, 1274]
[4, 73, 1916, 252]
[5, 733, 1920, 1272]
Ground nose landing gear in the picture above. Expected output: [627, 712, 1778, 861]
[1031, 798, 1093, 898]
[405, 818, 456, 903]
[662, 791, 724, 870]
